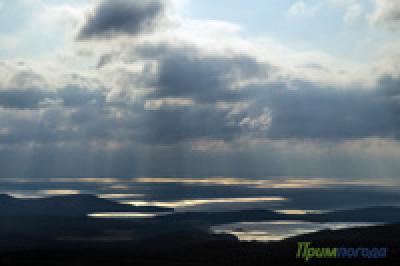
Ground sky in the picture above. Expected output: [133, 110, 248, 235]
[0, 0, 400, 183]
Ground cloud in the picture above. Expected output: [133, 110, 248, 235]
[144, 97, 194, 110]
[147, 46, 269, 102]
[77, 0, 166, 40]
[370, 0, 400, 29]
[7, 70, 47, 89]
[0, 81, 106, 110]
[132, 42, 400, 142]
[0, 69, 52, 109]
[1, 0, 400, 179]
[287, 1, 318, 17]
[260, 79, 400, 140]
[330, 0, 363, 24]
[2, 41, 400, 147]
[0, 89, 53, 109]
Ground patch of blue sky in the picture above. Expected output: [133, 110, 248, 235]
[182, 0, 386, 62]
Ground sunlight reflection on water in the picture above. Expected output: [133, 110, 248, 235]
[212, 221, 380, 242]
[88, 212, 172, 219]
[121, 197, 287, 209]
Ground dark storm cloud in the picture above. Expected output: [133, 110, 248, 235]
[0, 89, 53, 109]
[255, 79, 400, 140]
[2, 1, 400, 182]
[57, 85, 106, 107]
[115, 44, 270, 143]
[378, 74, 400, 97]
[0, 68, 107, 110]
[0, 86, 106, 109]
[135, 106, 237, 144]
[130, 43, 400, 142]
[135, 43, 269, 101]
[2, 41, 400, 147]
[154, 53, 267, 102]
[0, 83, 113, 147]
[77, 0, 166, 40]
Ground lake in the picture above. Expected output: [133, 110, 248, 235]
[212, 221, 380, 242]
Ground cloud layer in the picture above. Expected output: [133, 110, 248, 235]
[77, 0, 166, 39]
[0, 0, 400, 179]
[370, 0, 400, 28]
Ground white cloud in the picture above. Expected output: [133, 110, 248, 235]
[190, 138, 231, 152]
[144, 97, 195, 110]
[239, 109, 272, 133]
[329, 0, 363, 24]
[369, 0, 400, 29]
[287, 1, 318, 17]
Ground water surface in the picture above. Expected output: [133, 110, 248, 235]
[212, 221, 380, 242]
